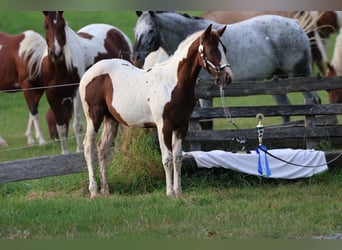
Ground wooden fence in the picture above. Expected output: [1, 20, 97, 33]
[1, 75, 342, 184]
[184, 75, 342, 152]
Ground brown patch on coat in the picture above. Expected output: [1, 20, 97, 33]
[85, 73, 128, 131]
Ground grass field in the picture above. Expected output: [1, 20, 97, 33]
[0, 11, 342, 239]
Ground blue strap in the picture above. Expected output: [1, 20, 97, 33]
[255, 145, 271, 177]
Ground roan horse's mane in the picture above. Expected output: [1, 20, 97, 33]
[154, 11, 204, 20]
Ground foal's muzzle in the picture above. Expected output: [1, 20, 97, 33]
[216, 64, 233, 85]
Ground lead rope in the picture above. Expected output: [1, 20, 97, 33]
[255, 113, 342, 168]
[219, 84, 247, 151]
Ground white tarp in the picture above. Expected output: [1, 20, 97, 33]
[184, 148, 328, 179]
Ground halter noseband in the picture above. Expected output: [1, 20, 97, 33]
[198, 37, 230, 74]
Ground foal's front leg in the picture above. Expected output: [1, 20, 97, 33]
[172, 133, 183, 195]
[157, 125, 174, 196]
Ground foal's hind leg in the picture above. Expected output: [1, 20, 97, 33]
[97, 117, 119, 196]
[73, 90, 83, 152]
[83, 118, 98, 198]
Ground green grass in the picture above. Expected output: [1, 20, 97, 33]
[0, 11, 342, 239]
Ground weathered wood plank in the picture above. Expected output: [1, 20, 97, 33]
[185, 125, 342, 142]
[196, 76, 342, 98]
[190, 104, 342, 119]
[0, 152, 86, 184]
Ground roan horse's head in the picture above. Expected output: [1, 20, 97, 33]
[198, 24, 233, 85]
[132, 11, 161, 68]
[43, 11, 67, 62]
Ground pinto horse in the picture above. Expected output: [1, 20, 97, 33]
[41, 11, 133, 154]
[80, 25, 233, 197]
[0, 30, 46, 146]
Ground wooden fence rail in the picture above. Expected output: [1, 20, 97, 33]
[1, 75, 342, 184]
[184, 75, 342, 151]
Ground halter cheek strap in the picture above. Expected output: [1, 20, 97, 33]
[198, 37, 230, 73]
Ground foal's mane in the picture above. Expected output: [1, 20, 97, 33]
[155, 30, 202, 67]
[19, 30, 47, 78]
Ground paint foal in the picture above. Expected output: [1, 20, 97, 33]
[0, 30, 46, 146]
[80, 25, 233, 198]
[41, 11, 133, 154]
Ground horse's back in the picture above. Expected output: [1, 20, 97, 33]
[78, 23, 133, 59]
[221, 15, 311, 80]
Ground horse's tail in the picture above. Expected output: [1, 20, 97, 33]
[19, 30, 47, 79]
[295, 11, 331, 63]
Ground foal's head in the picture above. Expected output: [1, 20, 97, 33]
[43, 11, 67, 62]
[198, 24, 233, 85]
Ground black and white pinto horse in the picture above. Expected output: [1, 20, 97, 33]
[80, 25, 233, 197]
[0, 30, 46, 147]
[41, 11, 133, 154]
[133, 12, 321, 124]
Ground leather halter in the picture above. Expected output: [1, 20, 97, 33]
[198, 36, 230, 75]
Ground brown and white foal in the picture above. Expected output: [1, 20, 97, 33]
[80, 24, 233, 198]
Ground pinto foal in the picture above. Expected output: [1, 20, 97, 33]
[80, 25, 233, 198]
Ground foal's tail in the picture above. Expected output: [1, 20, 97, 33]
[19, 30, 47, 79]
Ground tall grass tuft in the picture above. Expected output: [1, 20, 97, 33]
[106, 127, 164, 194]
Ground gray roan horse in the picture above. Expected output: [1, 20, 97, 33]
[80, 25, 232, 197]
[133, 11, 321, 124]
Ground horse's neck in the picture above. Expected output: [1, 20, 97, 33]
[158, 13, 213, 54]
[167, 39, 201, 89]
[64, 26, 88, 76]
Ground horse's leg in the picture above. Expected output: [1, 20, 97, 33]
[302, 91, 321, 104]
[73, 89, 83, 152]
[0, 134, 8, 147]
[97, 116, 118, 196]
[56, 124, 69, 154]
[23, 88, 46, 145]
[83, 117, 98, 198]
[272, 94, 291, 123]
[198, 98, 213, 130]
[156, 124, 174, 196]
[172, 132, 183, 195]
[45, 90, 69, 154]
[25, 113, 35, 145]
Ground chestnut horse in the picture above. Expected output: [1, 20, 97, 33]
[41, 11, 133, 154]
[0, 30, 46, 147]
[80, 25, 233, 197]
[326, 28, 342, 104]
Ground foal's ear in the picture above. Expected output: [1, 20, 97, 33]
[136, 11, 143, 17]
[217, 25, 227, 37]
[43, 11, 48, 16]
[204, 24, 213, 37]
